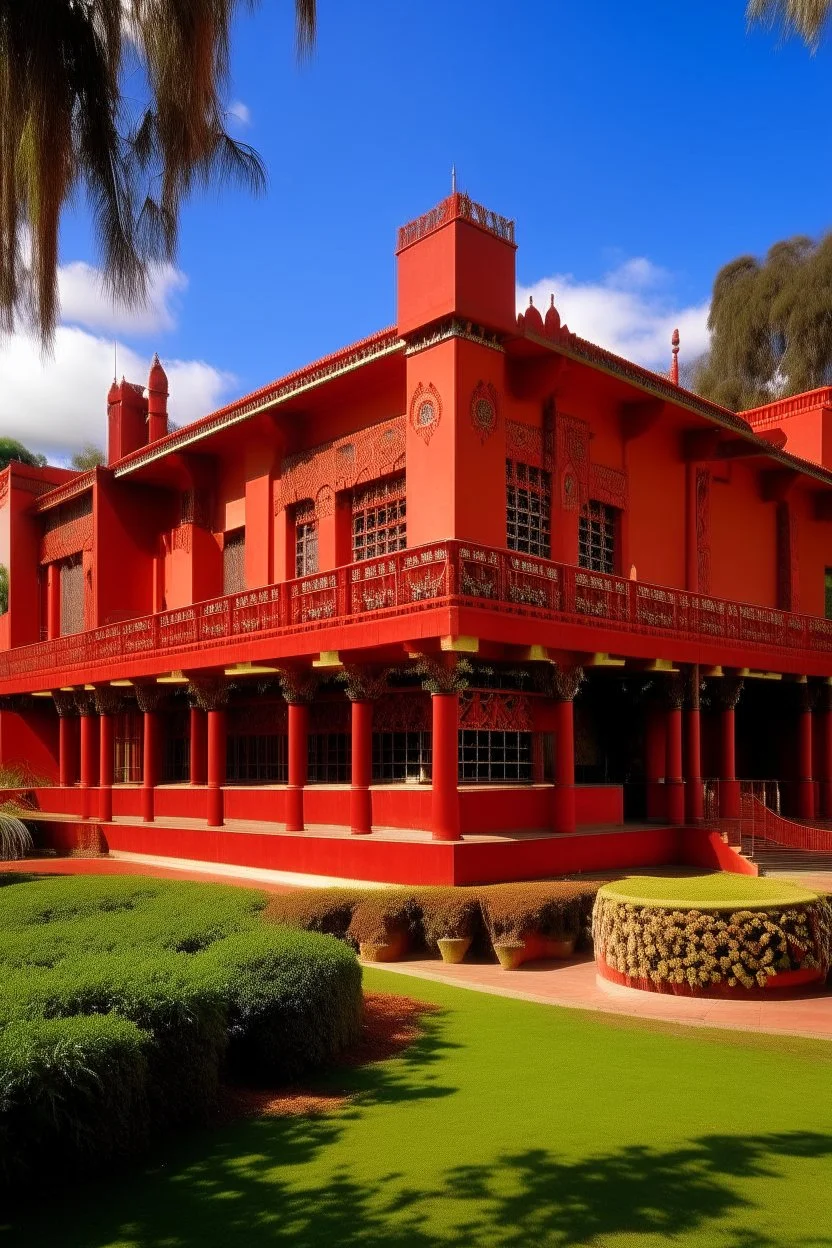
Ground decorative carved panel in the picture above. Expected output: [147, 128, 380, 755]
[696, 468, 711, 594]
[459, 690, 533, 732]
[374, 692, 431, 733]
[409, 382, 442, 445]
[277, 416, 405, 513]
[470, 381, 499, 443]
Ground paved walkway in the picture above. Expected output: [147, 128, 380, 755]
[372, 954, 832, 1042]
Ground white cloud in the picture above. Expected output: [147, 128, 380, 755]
[517, 257, 710, 373]
[228, 100, 252, 129]
[58, 260, 187, 336]
[0, 325, 235, 462]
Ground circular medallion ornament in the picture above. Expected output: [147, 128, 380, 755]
[563, 471, 577, 509]
[410, 381, 442, 445]
[470, 380, 498, 443]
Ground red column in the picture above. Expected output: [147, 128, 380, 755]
[189, 706, 207, 786]
[350, 700, 373, 835]
[206, 708, 226, 827]
[822, 694, 832, 820]
[665, 706, 685, 825]
[286, 701, 309, 832]
[685, 706, 704, 823]
[798, 695, 815, 822]
[58, 716, 77, 787]
[79, 712, 98, 820]
[552, 698, 576, 835]
[719, 707, 740, 820]
[141, 710, 158, 822]
[431, 692, 460, 841]
[99, 713, 114, 822]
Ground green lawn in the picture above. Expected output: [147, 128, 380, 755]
[4, 968, 832, 1248]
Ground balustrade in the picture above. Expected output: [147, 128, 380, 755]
[3, 540, 832, 686]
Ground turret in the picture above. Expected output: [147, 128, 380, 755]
[147, 354, 169, 443]
[107, 377, 148, 464]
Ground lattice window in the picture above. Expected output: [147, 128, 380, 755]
[226, 734, 287, 783]
[578, 500, 618, 574]
[163, 737, 190, 784]
[295, 503, 319, 578]
[372, 731, 432, 782]
[352, 475, 406, 562]
[223, 528, 245, 595]
[307, 733, 351, 783]
[506, 460, 551, 558]
[458, 730, 533, 783]
[114, 712, 142, 783]
[59, 554, 84, 636]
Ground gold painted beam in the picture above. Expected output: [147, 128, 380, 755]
[440, 636, 479, 653]
[312, 651, 343, 669]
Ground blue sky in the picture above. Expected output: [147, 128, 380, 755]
[5, 0, 832, 458]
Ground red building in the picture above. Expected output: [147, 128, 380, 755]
[2, 191, 832, 884]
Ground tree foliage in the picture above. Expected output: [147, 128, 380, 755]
[0, 1, 317, 345]
[0, 438, 46, 471]
[748, 0, 832, 49]
[70, 444, 105, 471]
[692, 234, 832, 411]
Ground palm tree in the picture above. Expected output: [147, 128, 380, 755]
[0, 1, 316, 345]
[748, 1, 832, 48]
[0, 804, 33, 860]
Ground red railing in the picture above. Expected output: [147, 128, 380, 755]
[743, 796, 832, 856]
[2, 539, 832, 684]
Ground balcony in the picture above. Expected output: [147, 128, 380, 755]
[2, 540, 832, 691]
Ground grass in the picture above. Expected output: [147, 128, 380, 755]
[5, 967, 832, 1247]
[599, 872, 820, 909]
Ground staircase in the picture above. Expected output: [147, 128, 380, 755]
[741, 835, 832, 885]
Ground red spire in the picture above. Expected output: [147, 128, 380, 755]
[670, 328, 680, 386]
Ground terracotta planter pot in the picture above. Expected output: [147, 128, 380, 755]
[359, 931, 409, 963]
[437, 936, 472, 965]
[494, 942, 526, 971]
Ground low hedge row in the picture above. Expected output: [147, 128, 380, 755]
[592, 892, 832, 990]
[265, 881, 603, 955]
[0, 875, 363, 1191]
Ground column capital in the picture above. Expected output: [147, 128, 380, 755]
[134, 683, 169, 714]
[684, 664, 702, 711]
[708, 675, 743, 712]
[549, 663, 584, 703]
[188, 675, 231, 712]
[278, 668, 320, 705]
[795, 680, 822, 712]
[73, 689, 97, 716]
[52, 690, 79, 718]
[93, 686, 124, 716]
[661, 672, 687, 711]
[414, 655, 471, 695]
[338, 664, 391, 702]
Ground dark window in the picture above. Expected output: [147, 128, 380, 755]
[295, 504, 319, 578]
[352, 476, 406, 562]
[506, 460, 551, 558]
[826, 569, 832, 620]
[226, 734, 287, 783]
[578, 500, 617, 574]
[163, 736, 190, 784]
[114, 712, 142, 783]
[59, 554, 84, 636]
[307, 733, 351, 783]
[372, 731, 432, 782]
[223, 528, 245, 595]
[458, 730, 533, 783]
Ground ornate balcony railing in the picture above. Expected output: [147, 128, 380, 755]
[2, 539, 832, 685]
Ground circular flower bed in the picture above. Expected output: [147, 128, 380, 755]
[592, 874, 832, 998]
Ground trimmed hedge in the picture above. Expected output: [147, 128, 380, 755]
[593, 876, 832, 990]
[265, 880, 603, 957]
[0, 875, 363, 1192]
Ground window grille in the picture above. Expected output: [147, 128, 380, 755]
[506, 460, 551, 558]
[163, 736, 190, 784]
[223, 528, 246, 595]
[113, 712, 142, 783]
[458, 730, 533, 783]
[226, 734, 287, 783]
[352, 476, 406, 562]
[372, 731, 432, 782]
[578, 500, 617, 574]
[307, 733, 351, 783]
[295, 504, 319, 577]
[59, 554, 84, 636]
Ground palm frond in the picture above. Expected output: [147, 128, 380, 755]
[0, 805, 33, 862]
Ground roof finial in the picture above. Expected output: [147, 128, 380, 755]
[451, 163, 457, 194]
[670, 327, 680, 386]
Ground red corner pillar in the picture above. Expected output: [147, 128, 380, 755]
[821, 685, 832, 820]
[136, 685, 166, 824]
[206, 708, 227, 827]
[797, 683, 816, 822]
[551, 665, 583, 836]
[431, 692, 460, 841]
[684, 667, 704, 824]
[714, 676, 743, 821]
[98, 709, 114, 823]
[79, 703, 99, 820]
[189, 705, 207, 786]
[350, 700, 373, 835]
[286, 701, 310, 833]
